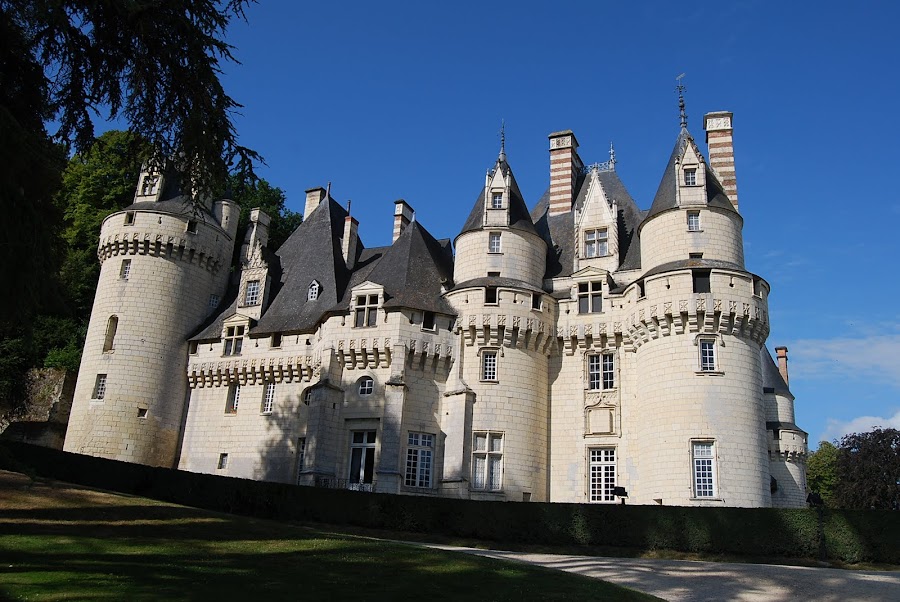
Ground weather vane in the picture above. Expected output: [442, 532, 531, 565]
[499, 119, 507, 161]
[676, 73, 687, 129]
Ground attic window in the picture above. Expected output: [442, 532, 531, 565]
[531, 293, 542, 310]
[491, 192, 503, 209]
[186, 220, 198, 233]
[271, 333, 282, 348]
[684, 168, 697, 186]
[485, 286, 498, 305]
[244, 280, 261, 306]
[689, 253, 703, 260]
[584, 228, 608, 258]
[354, 295, 378, 328]
[124, 211, 135, 226]
[140, 175, 159, 196]
[692, 270, 711, 294]
[422, 311, 436, 331]
[308, 281, 320, 301]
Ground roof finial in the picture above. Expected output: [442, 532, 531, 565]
[498, 119, 507, 162]
[676, 73, 688, 129]
[609, 141, 616, 169]
[326, 181, 332, 200]
[347, 199, 351, 216]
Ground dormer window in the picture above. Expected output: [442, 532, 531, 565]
[578, 281, 602, 314]
[684, 168, 697, 186]
[140, 175, 159, 196]
[584, 228, 608, 258]
[354, 295, 378, 327]
[244, 280, 261, 306]
[223, 325, 245, 356]
[307, 281, 320, 301]
[491, 192, 503, 209]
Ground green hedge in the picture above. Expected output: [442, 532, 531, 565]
[2, 442, 897, 564]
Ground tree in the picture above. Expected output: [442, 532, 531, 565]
[833, 428, 900, 510]
[806, 441, 839, 507]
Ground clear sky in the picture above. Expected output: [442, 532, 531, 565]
[208, 0, 900, 448]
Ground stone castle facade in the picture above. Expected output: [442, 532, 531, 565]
[64, 108, 809, 507]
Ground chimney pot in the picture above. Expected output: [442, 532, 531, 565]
[393, 199, 414, 243]
[703, 111, 738, 212]
[547, 130, 582, 216]
[775, 346, 789, 386]
[304, 187, 327, 219]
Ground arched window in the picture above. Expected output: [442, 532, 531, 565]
[358, 377, 374, 396]
[308, 281, 320, 301]
[103, 316, 118, 352]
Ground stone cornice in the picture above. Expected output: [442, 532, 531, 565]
[98, 230, 224, 274]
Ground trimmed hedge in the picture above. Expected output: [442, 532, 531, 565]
[2, 442, 897, 564]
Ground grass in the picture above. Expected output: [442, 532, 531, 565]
[0, 471, 660, 601]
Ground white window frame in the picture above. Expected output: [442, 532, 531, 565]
[223, 325, 245, 356]
[354, 294, 379, 328]
[589, 447, 617, 503]
[348, 430, 377, 488]
[488, 232, 502, 254]
[472, 431, 503, 491]
[481, 350, 498, 382]
[692, 441, 717, 498]
[208, 293, 220, 312]
[490, 192, 503, 209]
[405, 432, 434, 488]
[358, 376, 374, 396]
[587, 353, 615, 390]
[120, 259, 132, 280]
[699, 338, 717, 372]
[578, 281, 603, 314]
[244, 280, 261, 306]
[217, 453, 228, 470]
[261, 381, 276, 414]
[225, 383, 240, 414]
[584, 228, 608, 258]
[308, 281, 319, 301]
[687, 210, 701, 232]
[92, 374, 107, 400]
[684, 168, 697, 186]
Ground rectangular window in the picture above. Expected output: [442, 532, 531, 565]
[472, 431, 503, 491]
[225, 383, 240, 414]
[491, 192, 503, 209]
[684, 168, 697, 186]
[488, 232, 501, 253]
[208, 294, 219, 313]
[422, 311, 436, 331]
[578, 281, 602, 313]
[531, 293, 542, 310]
[217, 453, 228, 470]
[261, 382, 276, 414]
[589, 448, 617, 503]
[587, 353, 615, 390]
[687, 211, 701, 232]
[484, 286, 498, 305]
[296, 437, 306, 484]
[223, 325, 244, 356]
[120, 259, 132, 280]
[699, 339, 716, 372]
[354, 294, 379, 327]
[244, 280, 261, 306]
[186, 219, 198, 233]
[92, 374, 107, 400]
[692, 269, 711, 293]
[584, 228, 608, 258]
[692, 442, 716, 497]
[271, 333, 282, 348]
[124, 211, 135, 225]
[405, 432, 434, 488]
[481, 350, 498, 381]
[348, 430, 377, 488]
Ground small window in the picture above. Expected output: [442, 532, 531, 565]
[217, 453, 229, 470]
[124, 211, 135, 226]
[584, 228, 608, 258]
[120, 259, 132, 280]
[92, 374, 107, 400]
[186, 220, 198, 233]
[208, 294, 220, 313]
[692, 442, 716, 497]
[354, 294, 379, 327]
[472, 431, 503, 491]
[223, 326, 244, 356]
[405, 432, 434, 488]
[189, 341, 198, 355]
[261, 382, 276, 414]
[588, 353, 615, 390]
[753, 279, 763, 297]
[578, 281, 602, 313]
[491, 192, 503, 209]
[102, 316, 118, 352]
[484, 286, 498, 305]
[137, 408, 148, 419]
[684, 168, 697, 186]
[637, 280, 646, 298]
[488, 232, 501, 253]
[296, 437, 306, 483]
[689, 253, 703, 260]
[422, 311, 436, 331]
[358, 377, 374, 396]
[225, 383, 240, 414]
[303, 388, 312, 405]
[308, 281, 320, 301]
[687, 211, 701, 232]
[244, 280, 261, 306]
[140, 175, 159, 196]
[531, 293, 542, 310]
[699, 338, 716, 372]
[271, 333, 283, 348]
[481, 350, 498, 382]
[487, 271, 500, 278]
[692, 270, 711, 294]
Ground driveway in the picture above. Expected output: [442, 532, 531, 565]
[424, 544, 900, 602]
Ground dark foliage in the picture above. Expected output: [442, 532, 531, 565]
[833, 427, 900, 510]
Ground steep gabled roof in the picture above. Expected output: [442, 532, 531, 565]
[459, 158, 537, 238]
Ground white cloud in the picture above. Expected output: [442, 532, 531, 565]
[819, 410, 900, 444]
[788, 334, 900, 388]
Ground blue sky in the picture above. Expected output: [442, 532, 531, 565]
[204, 0, 900, 448]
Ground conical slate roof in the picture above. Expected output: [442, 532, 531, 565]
[459, 158, 537, 238]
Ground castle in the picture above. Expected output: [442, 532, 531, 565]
[64, 106, 809, 507]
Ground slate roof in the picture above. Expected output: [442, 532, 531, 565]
[761, 347, 793, 398]
[459, 157, 537, 238]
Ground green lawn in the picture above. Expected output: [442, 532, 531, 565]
[0, 471, 659, 601]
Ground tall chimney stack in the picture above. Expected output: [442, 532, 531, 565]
[775, 346, 789, 386]
[548, 130, 583, 216]
[342, 215, 359, 269]
[393, 199, 414, 243]
[304, 187, 327, 219]
[703, 111, 739, 212]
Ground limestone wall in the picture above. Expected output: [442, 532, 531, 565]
[640, 207, 744, 270]
[454, 229, 546, 286]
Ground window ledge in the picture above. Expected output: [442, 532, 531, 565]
[470, 489, 504, 494]
[260, 412, 273, 416]
[695, 370, 725, 376]
[690, 497, 723, 502]
[480, 379, 499, 384]
[487, 252, 503, 255]
[687, 229, 704, 233]
[586, 387, 618, 393]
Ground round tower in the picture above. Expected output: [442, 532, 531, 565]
[446, 152, 552, 501]
[64, 168, 239, 467]
[627, 119, 771, 507]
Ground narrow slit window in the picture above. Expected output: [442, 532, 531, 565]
[120, 259, 132, 280]
[102, 316, 118, 352]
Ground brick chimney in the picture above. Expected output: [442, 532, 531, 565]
[393, 199, 414, 243]
[775, 346, 789, 386]
[343, 215, 359, 269]
[548, 130, 583, 216]
[703, 112, 739, 212]
[304, 187, 327, 219]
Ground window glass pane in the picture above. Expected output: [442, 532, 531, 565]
[488, 456, 502, 489]
[474, 434, 487, 451]
[490, 434, 502, 452]
[473, 456, 486, 489]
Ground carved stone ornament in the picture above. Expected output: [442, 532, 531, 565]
[706, 116, 731, 130]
